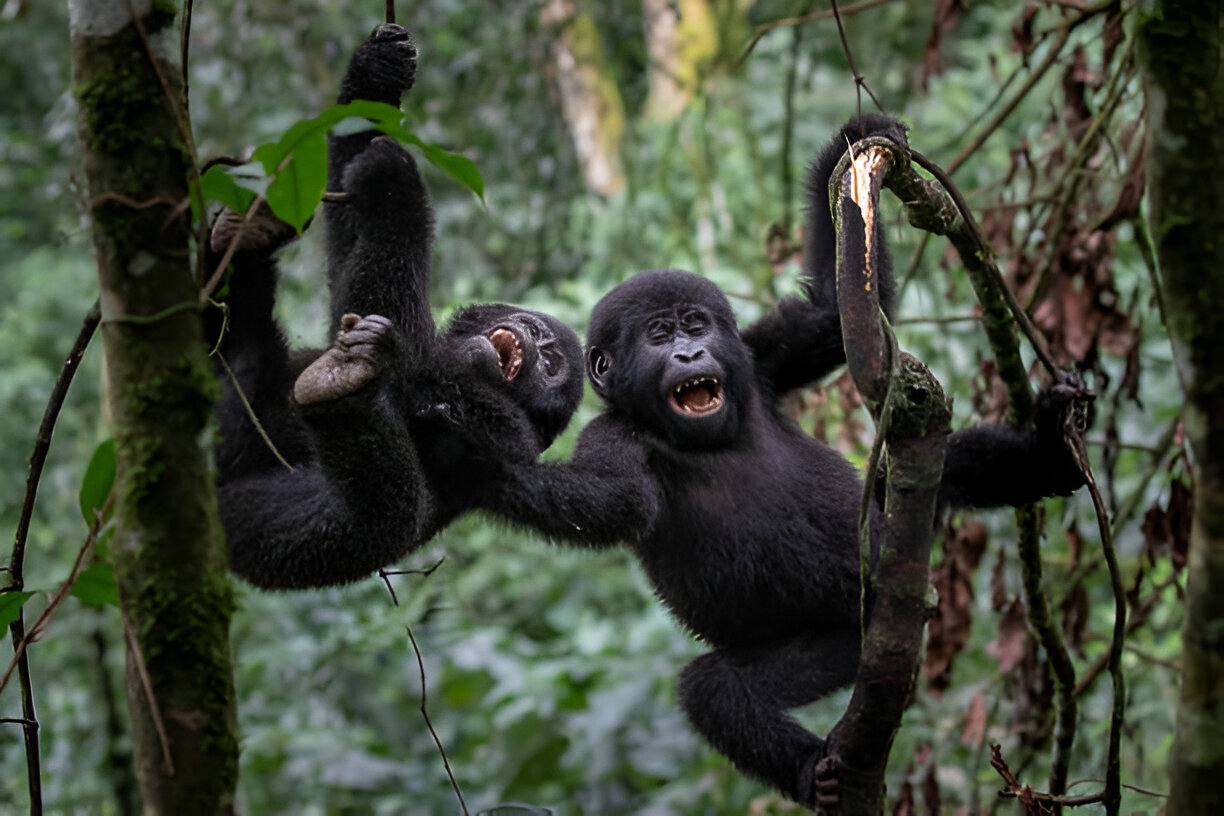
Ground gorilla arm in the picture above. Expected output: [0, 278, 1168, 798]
[483, 415, 661, 548]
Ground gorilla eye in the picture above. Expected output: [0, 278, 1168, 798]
[679, 310, 708, 335]
[647, 318, 674, 343]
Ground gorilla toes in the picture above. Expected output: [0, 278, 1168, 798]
[209, 204, 299, 257]
[797, 749, 840, 813]
[293, 314, 395, 405]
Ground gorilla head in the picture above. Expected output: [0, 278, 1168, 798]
[585, 269, 753, 449]
[446, 303, 584, 452]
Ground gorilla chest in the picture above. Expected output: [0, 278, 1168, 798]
[635, 443, 862, 642]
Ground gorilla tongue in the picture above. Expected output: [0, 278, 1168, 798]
[671, 377, 723, 415]
[488, 328, 523, 381]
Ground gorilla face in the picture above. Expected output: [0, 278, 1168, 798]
[446, 303, 584, 447]
[587, 271, 751, 449]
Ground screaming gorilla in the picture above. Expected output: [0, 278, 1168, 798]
[208, 24, 583, 589]
[484, 116, 1087, 808]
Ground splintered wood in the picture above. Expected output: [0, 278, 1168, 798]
[846, 146, 889, 295]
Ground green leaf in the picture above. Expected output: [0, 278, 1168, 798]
[70, 562, 120, 608]
[200, 165, 259, 215]
[373, 117, 485, 201]
[262, 129, 328, 233]
[0, 592, 33, 629]
[228, 99, 484, 232]
[419, 142, 485, 201]
[79, 438, 115, 524]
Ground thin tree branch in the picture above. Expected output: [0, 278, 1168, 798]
[380, 566, 468, 815]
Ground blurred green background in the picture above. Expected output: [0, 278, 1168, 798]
[1, 1, 1180, 813]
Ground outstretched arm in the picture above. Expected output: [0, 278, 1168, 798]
[937, 383, 1088, 512]
[482, 417, 662, 548]
[743, 114, 908, 396]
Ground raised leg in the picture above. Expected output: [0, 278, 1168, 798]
[676, 629, 861, 809]
[206, 204, 313, 483]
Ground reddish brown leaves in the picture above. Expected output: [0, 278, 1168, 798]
[925, 521, 988, 693]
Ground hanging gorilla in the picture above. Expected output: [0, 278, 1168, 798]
[207, 24, 583, 589]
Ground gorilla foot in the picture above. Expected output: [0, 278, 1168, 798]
[209, 201, 299, 257]
[797, 748, 840, 813]
[294, 314, 393, 405]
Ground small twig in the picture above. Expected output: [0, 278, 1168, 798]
[735, 0, 900, 68]
[385, 0, 395, 24]
[907, 148, 1063, 381]
[121, 605, 175, 775]
[214, 351, 295, 473]
[181, 0, 193, 106]
[404, 624, 468, 815]
[4, 297, 96, 816]
[8, 300, 100, 592]
[7, 616, 41, 815]
[0, 718, 38, 726]
[829, 0, 884, 115]
[0, 506, 110, 695]
[380, 563, 468, 815]
[123, 0, 203, 245]
[202, 196, 267, 301]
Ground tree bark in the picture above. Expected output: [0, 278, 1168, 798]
[541, 0, 625, 193]
[1138, 3, 1224, 813]
[69, 1, 238, 812]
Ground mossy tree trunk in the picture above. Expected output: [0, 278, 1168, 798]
[69, 1, 238, 812]
[1138, 3, 1224, 812]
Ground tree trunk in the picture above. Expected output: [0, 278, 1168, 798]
[69, 2, 238, 812]
[1138, 3, 1224, 813]
[541, 0, 625, 193]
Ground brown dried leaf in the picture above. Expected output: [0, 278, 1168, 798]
[961, 691, 988, 748]
[1059, 581, 1090, 653]
[986, 598, 1028, 674]
[925, 521, 989, 692]
[1142, 478, 1192, 571]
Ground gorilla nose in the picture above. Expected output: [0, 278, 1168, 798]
[673, 348, 705, 364]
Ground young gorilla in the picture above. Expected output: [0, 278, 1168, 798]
[483, 116, 1087, 808]
[210, 24, 583, 590]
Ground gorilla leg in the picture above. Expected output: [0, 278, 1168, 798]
[207, 206, 313, 483]
[676, 629, 860, 807]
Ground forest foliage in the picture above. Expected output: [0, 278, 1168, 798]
[0, 0, 1191, 813]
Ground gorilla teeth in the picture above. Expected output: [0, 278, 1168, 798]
[670, 377, 723, 415]
[487, 328, 524, 381]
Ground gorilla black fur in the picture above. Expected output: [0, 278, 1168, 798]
[209, 25, 583, 590]
[484, 116, 1086, 808]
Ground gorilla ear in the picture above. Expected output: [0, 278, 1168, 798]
[586, 346, 612, 391]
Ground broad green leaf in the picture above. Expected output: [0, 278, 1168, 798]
[70, 562, 120, 608]
[262, 129, 328, 233]
[222, 99, 484, 233]
[373, 118, 485, 201]
[200, 165, 258, 215]
[79, 438, 115, 524]
[419, 143, 485, 201]
[0, 592, 33, 629]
